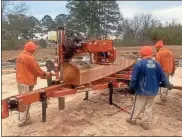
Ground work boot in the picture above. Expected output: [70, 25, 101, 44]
[18, 119, 32, 127]
[156, 99, 167, 105]
[126, 118, 137, 125]
[161, 98, 167, 102]
[160, 96, 167, 102]
[140, 123, 149, 130]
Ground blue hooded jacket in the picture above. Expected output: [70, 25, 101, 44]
[129, 58, 170, 96]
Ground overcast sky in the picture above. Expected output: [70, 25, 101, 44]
[15, 1, 182, 24]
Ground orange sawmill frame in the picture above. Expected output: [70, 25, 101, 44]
[2, 66, 133, 122]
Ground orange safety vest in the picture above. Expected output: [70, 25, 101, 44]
[16, 51, 46, 85]
[155, 48, 175, 74]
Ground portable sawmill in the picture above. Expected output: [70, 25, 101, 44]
[2, 26, 181, 122]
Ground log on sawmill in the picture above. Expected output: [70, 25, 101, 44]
[63, 53, 136, 85]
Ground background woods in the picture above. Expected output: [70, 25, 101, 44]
[2, 1, 182, 50]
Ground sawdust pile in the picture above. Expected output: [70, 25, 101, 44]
[69, 53, 136, 70]
[69, 62, 99, 70]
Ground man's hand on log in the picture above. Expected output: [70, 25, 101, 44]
[42, 72, 52, 79]
[45, 72, 52, 79]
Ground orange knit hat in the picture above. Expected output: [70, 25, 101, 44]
[140, 46, 153, 56]
[24, 42, 37, 52]
[155, 40, 163, 48]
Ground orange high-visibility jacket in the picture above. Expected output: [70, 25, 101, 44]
[155, 48, 175, 74]
[16, 51, 46, 86]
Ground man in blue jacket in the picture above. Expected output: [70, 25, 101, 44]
[126, 46, 171, 130]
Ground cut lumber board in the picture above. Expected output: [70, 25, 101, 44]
[63, 54, 136, 85]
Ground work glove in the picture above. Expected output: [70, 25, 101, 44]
[170, 73, 175, 77]
[160, 83, 173, 90]
[42, 72, 51, 79]
[125, 87, 135, 95]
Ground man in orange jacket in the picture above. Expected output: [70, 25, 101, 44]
[155, 40, 176, 103]
[16, 41, 50, 127]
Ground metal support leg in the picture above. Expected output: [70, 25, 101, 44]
[40, 91, 47, 122]
[83, 91, 89, 100]
[108, 82, 113, 105]
[58, 97, 65, 110]
[47, 76, 53, 86]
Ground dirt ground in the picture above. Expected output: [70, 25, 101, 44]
[2, 67, 182, 136]
[2, 47, 182, 136]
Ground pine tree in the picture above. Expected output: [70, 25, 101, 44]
[66, 0, 122, 39]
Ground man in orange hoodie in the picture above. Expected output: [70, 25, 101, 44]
[16, 41, 50, 127]
[155, 40, 176, 103]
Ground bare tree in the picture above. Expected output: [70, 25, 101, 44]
[2, 1, 12, 20]
[122, 13, 161, 45]
[2, 2, 30, 40]
[2, 1, 29, 20]
[12, 2, 29, 15]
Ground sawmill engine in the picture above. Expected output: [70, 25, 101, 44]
[63, 29, 86, 61]
[62, 29, 116, 64]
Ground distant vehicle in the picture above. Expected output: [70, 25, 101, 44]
[48, 31, 57, 42]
